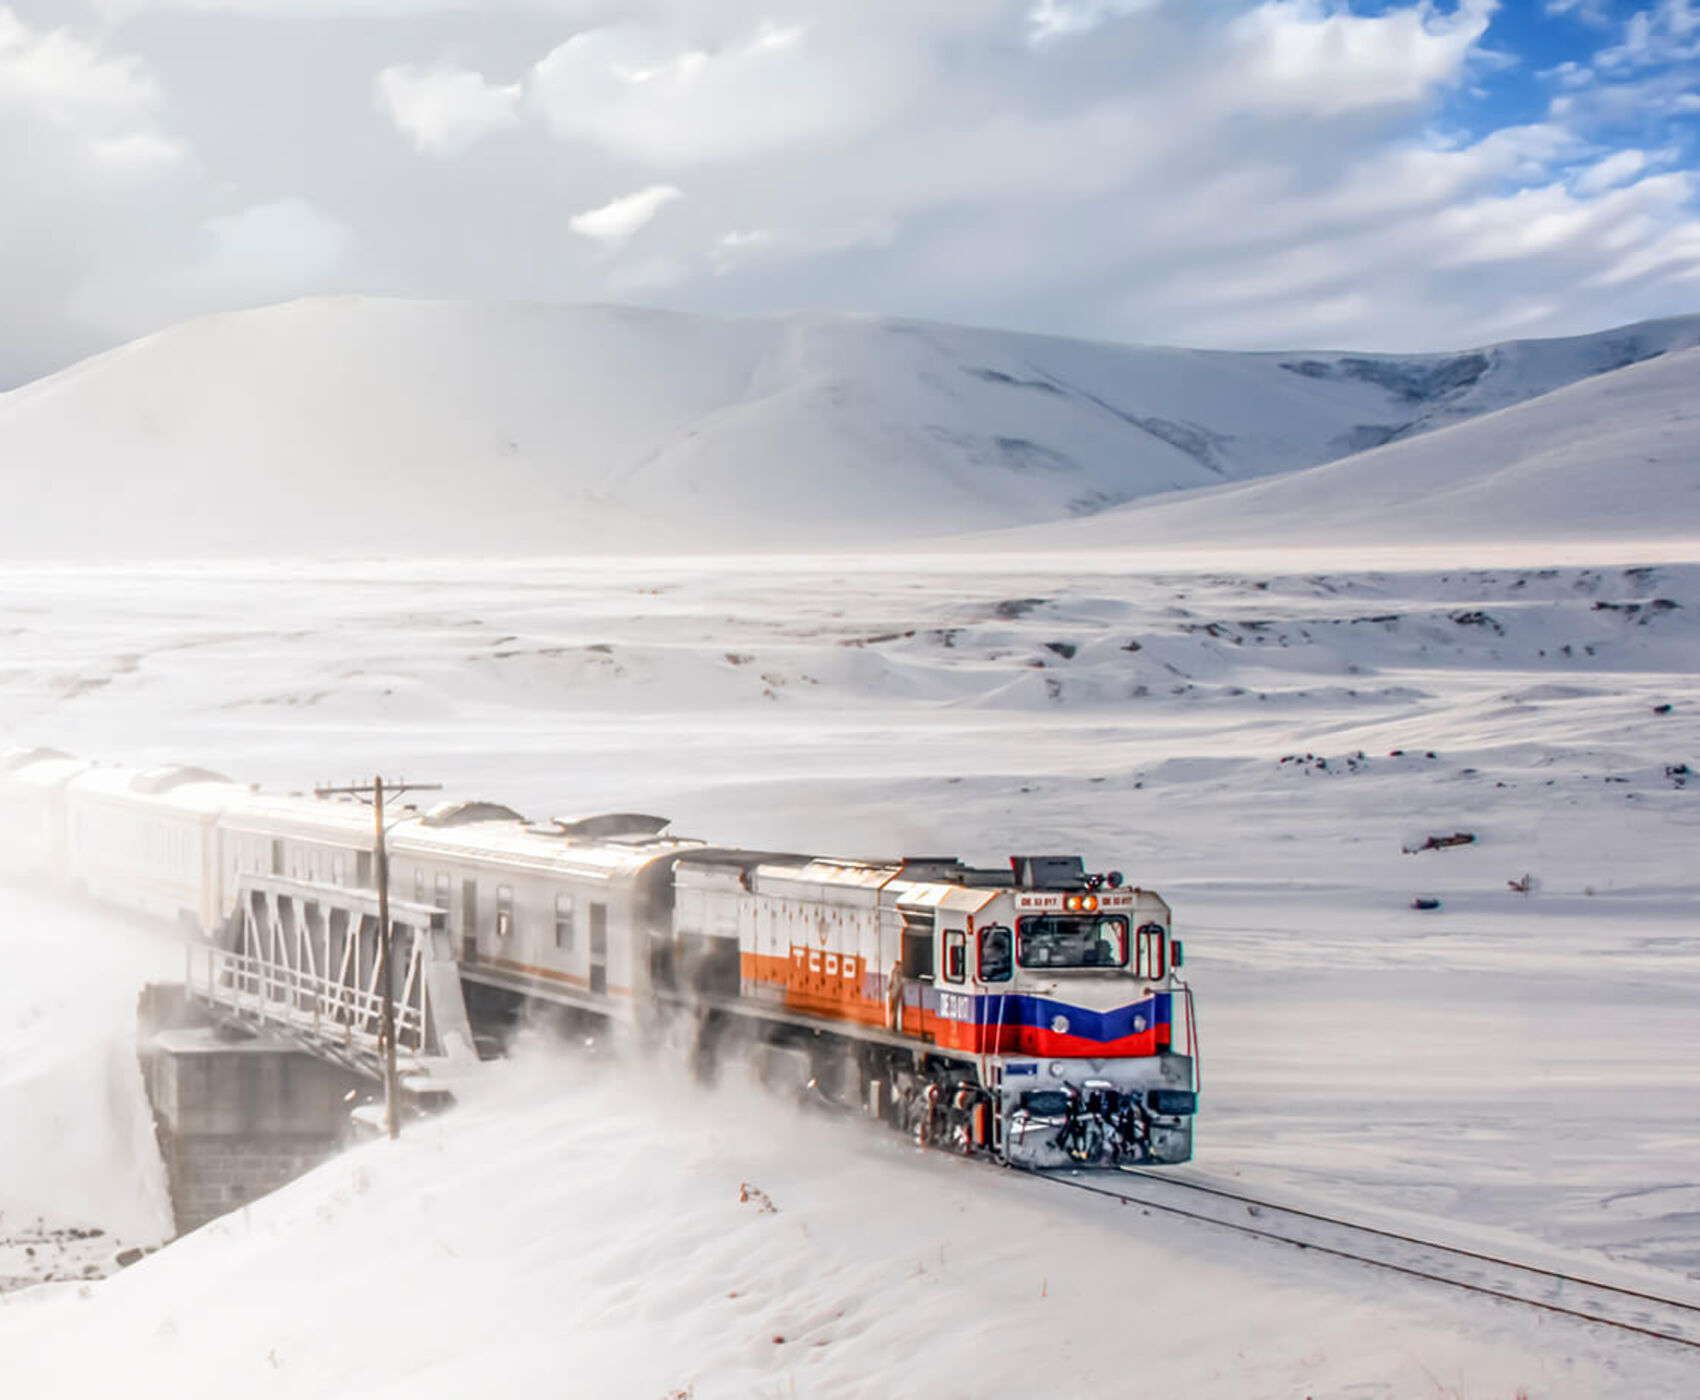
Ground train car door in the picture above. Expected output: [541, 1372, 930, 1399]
[589, 902, 608, 994]
[461, 877, 478, 964]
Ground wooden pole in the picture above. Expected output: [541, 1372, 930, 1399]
[316, 774, 440, 1141]
[374, 775, 399, 1141]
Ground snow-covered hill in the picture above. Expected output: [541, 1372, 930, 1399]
[2, 297, 1696, 557]
[998, 343, 1700, 555]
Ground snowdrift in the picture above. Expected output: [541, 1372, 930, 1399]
[2, 296, 1696, 557]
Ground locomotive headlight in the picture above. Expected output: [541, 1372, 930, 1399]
[1065, 894, 1081, 911]
[1083, 895, 1098, 912]
[1049, 1061, 1065, 1078]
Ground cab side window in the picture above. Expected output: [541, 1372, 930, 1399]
[977, 925, 1013, 983]
[1134, 922, 1166, 979]
[943, 929, 966, 984]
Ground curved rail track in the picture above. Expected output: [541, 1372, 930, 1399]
[1034, 1166, 1700, 1351]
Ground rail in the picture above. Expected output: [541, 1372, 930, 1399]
[1028, 1166, 1700, 1351]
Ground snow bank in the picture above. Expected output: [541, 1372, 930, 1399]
[0, 1043, 1685, 1398]
[0, 886, 177, 1281]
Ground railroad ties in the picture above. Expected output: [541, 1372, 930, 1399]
[1036, 1168, 1700, 1352]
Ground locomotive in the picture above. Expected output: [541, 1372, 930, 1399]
[0, 747, 1198, 1167]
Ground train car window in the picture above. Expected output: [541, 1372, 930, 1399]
[977, 925, 1013, 982]
[1134, 922, 1166, 979]
[357, 850, 374, 887]
[334, 853, 346, 887]
[555, 893, 575, 951]
[434, 872, 450, 909]
[1016, 915, 1129, 969]
[496, 886, 513, 938]
[943, 929, 966, 984]
[413, 869, 424, 902]
[271, 838, 284, 876]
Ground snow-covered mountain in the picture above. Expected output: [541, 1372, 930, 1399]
[999, 342, 1700, 554]
[2, 296, 1697, 556]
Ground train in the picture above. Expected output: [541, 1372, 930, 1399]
[0, 746, 1199, 1168]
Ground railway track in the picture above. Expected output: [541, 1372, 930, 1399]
[1035, 1166, 1700, 1351]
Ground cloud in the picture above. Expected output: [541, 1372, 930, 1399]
[567, 184, 683, 244]
[0, 5, 158, 119]
[1226, 0, 1498, 116]
[205, 196, 353, 291]
[527, 19, 914, 165]
[5, 0, 1700, 387]
[375, 63, 522, 155]
[1598, 0, 1700, 70]
[1026, 0, 1162, 45]
[1572, 146, 1648, 194]
[1544, 0, 1613, 25]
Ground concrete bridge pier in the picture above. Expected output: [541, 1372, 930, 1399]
[138, 988, 370, 1235]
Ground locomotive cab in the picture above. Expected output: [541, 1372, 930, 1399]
[972, 858, 1197, 1169]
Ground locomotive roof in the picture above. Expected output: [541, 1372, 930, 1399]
[750, 857, 1002, 913]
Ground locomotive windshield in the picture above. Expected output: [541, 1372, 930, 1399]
[1016, 914, 1128, 969]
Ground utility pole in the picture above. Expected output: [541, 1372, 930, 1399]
[315, 775, 441, 1139]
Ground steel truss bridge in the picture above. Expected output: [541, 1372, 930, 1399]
[184, 874, 478, 1085]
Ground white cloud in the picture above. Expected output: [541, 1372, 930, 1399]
[1026, 0, 1162, 46]
[1544, 0, 1613, 25]
[91, 129, 186, 172]
[375, 63, 522, 156]
[1573, 147, 1648, 195]
[1227, 0, 1498, 116]
[205, 197, 354, 293]
[1598, 0, 1700, 69]
[0, 6, 162, 126]
[528, 19, 913, 165]
[567, 184, 683, 244]
[5, 0, 1700, 386]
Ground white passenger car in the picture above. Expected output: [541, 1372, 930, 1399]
[0, 749, 89, 883]
[64, 765, 247, 930]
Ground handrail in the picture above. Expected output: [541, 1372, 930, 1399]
[189, 944, 426, 1051]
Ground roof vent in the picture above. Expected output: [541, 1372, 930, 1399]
[545, 813, 671, 841]
[130, 765, 230, 795]
[1011, 855, 1087, 889]
[420, 800, 527, 828]
[1, 746, 73, 773]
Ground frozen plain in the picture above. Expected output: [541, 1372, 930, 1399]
[0, 549, 1697, 1397]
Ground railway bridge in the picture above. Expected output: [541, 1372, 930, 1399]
[142, 874, 479, 1232]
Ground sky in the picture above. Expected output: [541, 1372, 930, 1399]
[1, 0, 1698, 385]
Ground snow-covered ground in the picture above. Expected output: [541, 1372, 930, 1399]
[0, 553, 1696, 1394]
